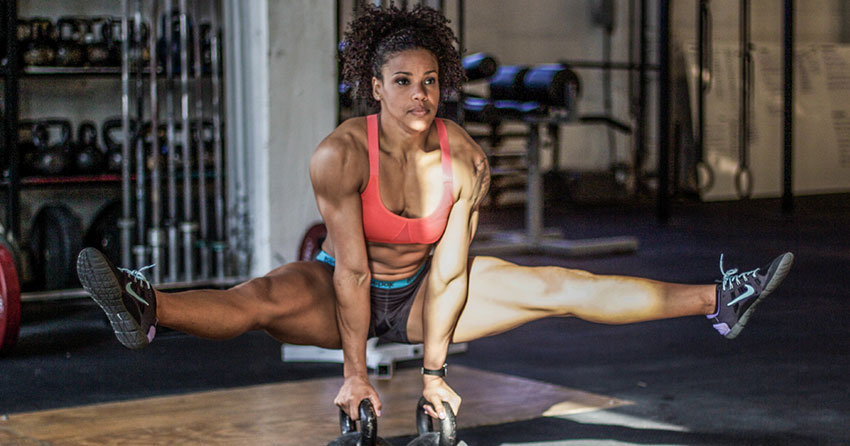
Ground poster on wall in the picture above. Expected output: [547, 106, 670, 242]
[682, 42, 850, 201]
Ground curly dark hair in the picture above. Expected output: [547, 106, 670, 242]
[340, 4, 465, 110]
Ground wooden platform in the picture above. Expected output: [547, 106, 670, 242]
[0, 366, 630, 445]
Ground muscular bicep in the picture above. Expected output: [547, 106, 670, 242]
[310, 140, 369, 277]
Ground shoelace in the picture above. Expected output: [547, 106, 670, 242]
[718, 254, 758, 291]
[118, 264, 155, 290]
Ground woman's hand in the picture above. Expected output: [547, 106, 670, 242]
[335, 375, 382, 419]
[422, 375, 461, 419]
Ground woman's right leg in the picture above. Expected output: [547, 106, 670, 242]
[78, 247, 342, 350]
[157, 261, 343, 348]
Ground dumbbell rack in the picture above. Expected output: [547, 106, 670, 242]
[471, 112, 639, 257]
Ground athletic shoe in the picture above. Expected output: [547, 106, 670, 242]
[77, 247, 157, 349]
[708, 252, 794, 339]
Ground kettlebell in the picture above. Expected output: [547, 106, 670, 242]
[102, 118, 138, 174]
[54, 17, 85, 67]
[84, 17, 111, 67]
[18, 120, 38, 176]
[73, 121, 105, 175]
[406, 397, 465, 446]
[24, 18, 56, 66]
[328, 399, 391, 446]
[31, 120, 72, 177]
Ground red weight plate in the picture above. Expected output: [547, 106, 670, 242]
[298, 223, 327, 262]
[0, 243, 21, 354]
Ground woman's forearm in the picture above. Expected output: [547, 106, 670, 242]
[422, 277, 468, 370]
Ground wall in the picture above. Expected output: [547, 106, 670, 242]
[225, 0, 335, 277]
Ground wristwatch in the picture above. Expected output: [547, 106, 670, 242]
[421, 363, 448, 377]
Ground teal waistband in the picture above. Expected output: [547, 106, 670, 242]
[315, 250, 427, 289]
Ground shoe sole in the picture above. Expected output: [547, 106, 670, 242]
[77, 248, 150, 349]
[726, 252, 795, 339]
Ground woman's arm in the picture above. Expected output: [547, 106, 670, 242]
[421, 126, 490, 418]
[310, 131, 380, 417]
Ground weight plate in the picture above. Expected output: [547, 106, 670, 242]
[0, 243, 22, 355]
[84, 201, 122, 267]
[298, 223, 327, 262]
[30, 204, 83, 290]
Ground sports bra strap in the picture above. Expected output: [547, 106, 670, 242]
[367, 114, 452, 183]
[435, 118, 453, 184]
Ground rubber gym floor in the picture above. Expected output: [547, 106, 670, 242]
[2, 193, 848, 445]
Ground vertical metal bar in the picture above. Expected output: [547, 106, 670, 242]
[636, 0, 647, 194]
[165, 0, 179, 282]
[657, 0, 671, 222]
[134, 0, 148, 269]
[193, 0, 209, 279]
[697, 0, 706, 163]
[737, 0, 752, 199]
[179, 0, 195, 281]
[526, 122, 542, 244]
[783, 0, 794, 213]
[210, 0, 226, 279]
[5, 0, 20, 241]
[121, 0, 135, 267]
[149, 0, 163, 284]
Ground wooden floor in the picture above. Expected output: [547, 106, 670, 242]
[0, 366, 630, 445]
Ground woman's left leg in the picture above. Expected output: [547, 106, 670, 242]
[405, 255, 716, 343]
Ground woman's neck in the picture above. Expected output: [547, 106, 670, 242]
[377, 112, 433, 157]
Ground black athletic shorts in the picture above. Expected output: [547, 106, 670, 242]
[315, 250, 429, 344]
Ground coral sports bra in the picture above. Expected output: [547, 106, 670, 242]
[360, 114, 454, 245]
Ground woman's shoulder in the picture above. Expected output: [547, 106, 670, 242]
[439, 118, 490, 201]
[310, 117, 370, 186]
[440, 118, 487, 169]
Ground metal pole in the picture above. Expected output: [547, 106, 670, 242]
[697, 0, 706, 164]
[783, 0, 794, 213]
[165, 0, 179, 282]
[179, 0, 196, 281]
[526, 122, 542, 244]
[133, 0, 148, 269]
[5, 0, 20, 241]
[736, 0, 752, 199]
[193, 0, 210, 279]
[149, 0, 164, 284]
[120, 0, 136, 267]
[636, 0, 647, 194]
[657, 0, 671, 222]
[210, 0, 227, 279]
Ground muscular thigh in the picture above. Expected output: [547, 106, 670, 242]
[240, 260, 342, 348]
[406, 256, 573, 344]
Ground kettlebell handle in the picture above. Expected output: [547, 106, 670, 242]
[337, 399, 379, 446]
[415, 397, 458, 446]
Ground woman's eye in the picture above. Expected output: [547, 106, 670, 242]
[424, 78, 436, 85]
[395, 78, 409, 85]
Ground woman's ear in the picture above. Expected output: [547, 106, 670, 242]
[372, 76, 382, 102]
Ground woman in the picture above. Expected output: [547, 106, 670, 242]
[77, 5, 793, 422]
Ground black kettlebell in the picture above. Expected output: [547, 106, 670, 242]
[24, 18, 56, 66]
[73, 121, 105, 175]
[54, 17, 85, 67]
[328, 399, 391, 446]
[406, 397, 464, 446]
[18, 121, 38, 176]
[102, 118, 138, 174]
[84, 17, 111, 67]
[31, 120, 72, 177]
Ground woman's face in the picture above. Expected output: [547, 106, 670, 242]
[372, 48, 440, 132]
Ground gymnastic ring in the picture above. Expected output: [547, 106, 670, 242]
[696, 161, 715, 193]
[734, 166, 753, 199]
